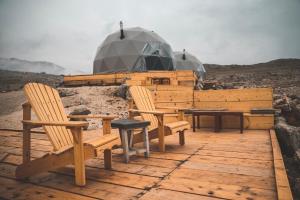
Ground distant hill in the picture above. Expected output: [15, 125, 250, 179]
[0, 69, 63, 92]
[0, 57, 85, 75]
[204, 58, 300, 69]
[203, 58, 300, 96]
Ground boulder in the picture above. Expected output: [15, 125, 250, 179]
[69, 106, 91, 130]
[58, 88, 77, 97]
[70, 105, 91, 115]
[117, 84, 129, 99]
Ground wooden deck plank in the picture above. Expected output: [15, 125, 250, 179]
[181, 159, 274, 177]
[4, 152, 173, 178]
[189, 155, 274, 169]
[86, 158, 172, 178]
[112, 154, 181, 168]
[29, 172, 143, 200]
[139, 188, 219, 200]
[54, 165, 160, 190]
[196, 149, 273, 160]
[202, 144, 272, 154]
[138, 151, 190, 161]
[0, 177, 96, 200]
[168, 168, 276, 191]
[0, 162, 144, 200]
[160, 178, 276, 200]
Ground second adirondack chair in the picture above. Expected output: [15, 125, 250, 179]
[15, 83, 120, 186]
[129, 86, 190, 152]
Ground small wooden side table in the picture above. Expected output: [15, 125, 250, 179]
[111, 119, 150, 163]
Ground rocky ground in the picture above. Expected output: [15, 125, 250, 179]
[0, 58, 299, 198]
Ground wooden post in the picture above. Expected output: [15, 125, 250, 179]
[104, 149, 112, 169]
[71, 127, 85, 186]
[157, 114, 165, 152]
[22, 102, 31, 164]
[102, 119, 111, 135]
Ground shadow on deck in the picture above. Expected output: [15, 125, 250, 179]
[0, 129, 291, 200]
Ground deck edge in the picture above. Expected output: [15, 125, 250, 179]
[269, 129, 294, 200]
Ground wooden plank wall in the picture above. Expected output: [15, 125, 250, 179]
[191, 88, 274, 130]
[63, 70, 196, 87]
[63, 73, 126, 86]
[148, 85, 194, 109]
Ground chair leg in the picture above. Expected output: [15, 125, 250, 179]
[157, 115, 165, 152]
[22, 125, 31, 164]
[179, 131, 185, 146]
[104, 149, 112, 169]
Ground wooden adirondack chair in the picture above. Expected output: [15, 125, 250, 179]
[15, 83, 120, 186]
[128, 86, 190, 152]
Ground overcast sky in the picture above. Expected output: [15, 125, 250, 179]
[0, 0, 300, 72]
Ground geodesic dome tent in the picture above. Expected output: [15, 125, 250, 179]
[93, 27, 175, 74]
[174, 51, 206, 81]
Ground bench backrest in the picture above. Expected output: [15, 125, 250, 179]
[194, 88, 273, 112]
[24, 83, 73, 151]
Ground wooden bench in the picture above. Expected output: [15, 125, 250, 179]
[192, 88, 274, 130]
[192, 110, 244, 133]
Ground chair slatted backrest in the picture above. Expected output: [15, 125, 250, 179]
[24, 83, 73, 151]
[129, 86, 158, 131]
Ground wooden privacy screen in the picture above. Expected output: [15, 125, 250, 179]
[148, 87, 274, 130]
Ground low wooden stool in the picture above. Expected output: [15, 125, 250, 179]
[111, 119, 150, 163]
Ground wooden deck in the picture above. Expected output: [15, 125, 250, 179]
[0, 129, 292, 200]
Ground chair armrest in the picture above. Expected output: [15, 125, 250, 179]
[22, 120, 89, 128]
[156, 106, 180, 110]
[129, 109, 164, 116]
[156, 106, 191, 111]
[67, 114, 117, 120]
